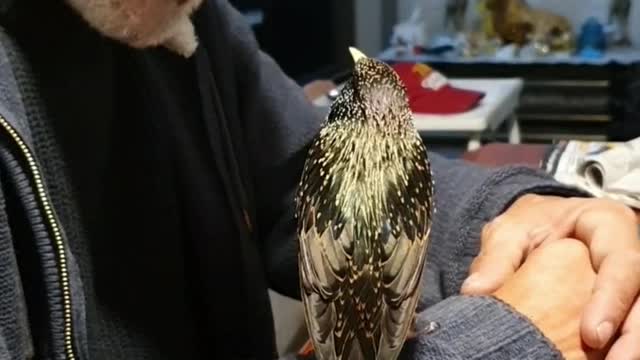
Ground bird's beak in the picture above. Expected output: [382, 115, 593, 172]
[349, 47, 368, 64]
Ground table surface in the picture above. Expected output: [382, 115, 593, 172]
[413, 78, 523, 132]
[462, 143, 548, 168]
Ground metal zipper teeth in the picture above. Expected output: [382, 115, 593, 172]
[0, 116, 75, 360]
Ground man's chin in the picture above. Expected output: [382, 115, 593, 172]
[128, 15, 199, 57]
[66, 0, 202, 56]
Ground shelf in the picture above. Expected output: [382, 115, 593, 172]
[379, 46, 640, 66]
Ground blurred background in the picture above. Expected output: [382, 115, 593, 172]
[230, 0, 640, 145]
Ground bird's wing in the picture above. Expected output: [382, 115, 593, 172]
[377, 134, 434, 359]
[296, 133, 352, 360]
[296, 132, 434, 360]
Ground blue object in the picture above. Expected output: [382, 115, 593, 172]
[578, 17, 606, 59]
[579, 47, 604, 59]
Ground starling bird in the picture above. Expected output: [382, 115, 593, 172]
[295, 47, 435, 360]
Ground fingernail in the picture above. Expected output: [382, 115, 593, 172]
[462, 274, 482, 292]
[596, 321, 614, 345]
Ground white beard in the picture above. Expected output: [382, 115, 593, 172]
[66, 0, 203, 57]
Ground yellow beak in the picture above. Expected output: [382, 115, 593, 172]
[349, 47, 367, 63]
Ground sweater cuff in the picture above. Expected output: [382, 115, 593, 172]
[402, 295, 563, 360]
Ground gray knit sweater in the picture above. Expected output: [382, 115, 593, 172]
[0, 0, 584, 359]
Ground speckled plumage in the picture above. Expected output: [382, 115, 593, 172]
[295, 50, 435, 360]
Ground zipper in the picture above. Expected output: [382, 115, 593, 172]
[0, 115, 76, 359]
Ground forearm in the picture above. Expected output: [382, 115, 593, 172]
[426, 153, 588, 298]
[409, 154, 588, 359]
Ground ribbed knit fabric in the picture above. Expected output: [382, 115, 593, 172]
[403, 296, 563, 360]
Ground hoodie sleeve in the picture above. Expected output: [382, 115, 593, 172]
[214, 1, 587, 358]
[401, 295, 564, 360]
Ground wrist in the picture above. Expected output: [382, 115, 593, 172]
[493, 288, 584, 359]
[492, 239, 601, 360]
[408, 296, 563, 360]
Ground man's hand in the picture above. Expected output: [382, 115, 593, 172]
[461, 195, 640, 359]
[493, 239, 603, 360]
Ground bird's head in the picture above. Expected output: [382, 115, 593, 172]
[328, 47, 412, 130]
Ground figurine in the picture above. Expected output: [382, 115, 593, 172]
[486, 0, 574, 53]
[577, 17, 606, 59]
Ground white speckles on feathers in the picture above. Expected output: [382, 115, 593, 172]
[296, 57, 434, 360]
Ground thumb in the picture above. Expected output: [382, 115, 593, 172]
[461, 214, 562, 295]
[461, 238, 526, 295]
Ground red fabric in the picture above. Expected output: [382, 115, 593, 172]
[392, 63, 485, 115]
